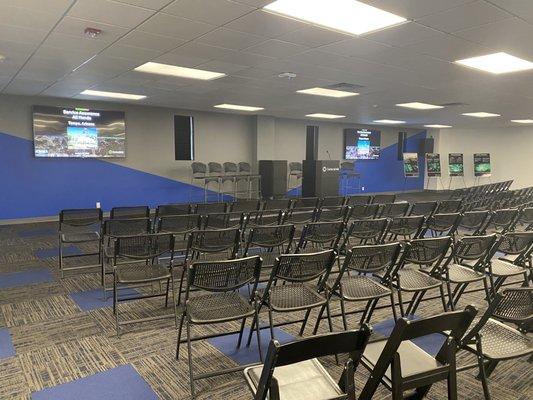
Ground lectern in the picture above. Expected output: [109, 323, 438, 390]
[302, 160, 340, 197]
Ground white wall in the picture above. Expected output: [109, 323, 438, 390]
[435, 127, 533, 189]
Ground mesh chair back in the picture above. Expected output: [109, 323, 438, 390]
[342, 218, 388, 247]
[516, 207, 533, 230]
[195, 202, 227, 214]
[246, 210, 283, 228]
[437, 200, 462, 213]
[458, 210, 489, 232]
[238, 162, 252, 174]
[350, 204, 380, 220]
[191, 162, 207, 175]
[453, 234, 497, 262]
[343, 242, 401, 274]
[315, 206, 350, 223]
[409, 201, 438, 217]
[292, 197, 320, 209]
[495, 231, 533, 256]
[492, 287, 533, 326]
[187, 228, 240, 259]
[483, 208, 519, 233]
[321, 196, 346, 207]
[274, 249, 336, 282]
[156, 214, 201, 235]
[372, 194, 396, 204]
[263, 198, 292, 210]
[379, 202, 409, 218]
[203, 212, 245, 230]
[401, 236, 452, 269]
[155, 203, 191, 217]
[426, 213, 461, 235]
[223, 162, 238, 174]
[103, 218, 151, 237]
[252, 327, 371, 400]
[187, 255, 261, 292]
[346, 195, 372, 206]
[283, 208, 316, 225]
[297, 221, 344, 251]
[245, 224, 295, 250]
[231, 199, 261, 212]
[114, 233, 174, 260]
[208, 162, 223, 174]
[386, 215, 425, 239]
[110, 206, 150, 220]
[59, 208, 102, 227]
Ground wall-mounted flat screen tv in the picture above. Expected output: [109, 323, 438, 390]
[344, 128, 381, 160]
[33, 105, 126, 158]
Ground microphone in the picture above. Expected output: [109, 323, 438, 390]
[326, 150, 331, 160]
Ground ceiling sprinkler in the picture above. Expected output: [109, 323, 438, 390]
[84, 27, 102, 38]
[278, 72, 297, 79]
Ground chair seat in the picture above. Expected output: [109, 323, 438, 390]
[245, 358, 342, 400]
[362, 340, 442, 389]
[467, 319, 532, 360]
[396, 269, 443, 291]
[488, 259, 528, 277]
[447, 264, 485, 283]
[265, 283, 326, 311]
[116, 263, 171, 283]
[61, 231, 100, 243]
[332, 275, 391, 301]
[187, 292, 254, 323]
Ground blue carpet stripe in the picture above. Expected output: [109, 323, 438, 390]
[0, 268, 55, 289]
[35, 246, 82, 259]
[70, 288, 140, 312]
[0, 328, 16, 359]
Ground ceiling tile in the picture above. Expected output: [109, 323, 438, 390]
[3, 78, 51, 95]
[117, 30, 185, 51]
[68, 0, 155, 28]
[138, 12, 215, 39]
[163, 0, 254, 25]
[219, 50, 275, 67]
[0, 5, 63, 31]
[196, 28, 266, 50]
[44, 32, 111, 53]
[170, 42, 237, 60]
[277, 26, 349, 48]
[489, 0, 533, 24]
[100, 44, 164, 62]
[0, 0, 75, 14]
[365, 22, 441, 46]
[0, 24, 49, 45]
[224, 9, 307, 38]
[361, 0, 473, 19]
[417, 1, 511, 33]
[197, 60, 249, 74]
[320, 38, 392, 58]
[243, 39, 308, 58]
[53, 16, 129, 40]
[152, 52, 211, 67]
[113, 0, 174, 9]
[232, 0, 272, 6]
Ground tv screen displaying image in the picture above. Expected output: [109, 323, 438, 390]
[474, 153, 491, 177]
[343, 128, 381, 160]
[33, 105, 126, 158]
[448, 153, 464, 177]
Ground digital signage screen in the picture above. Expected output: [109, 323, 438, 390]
[33, 105, 126, 158]
[343, 128, 381, 160]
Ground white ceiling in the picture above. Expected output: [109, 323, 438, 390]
[1, 0, 533, 128]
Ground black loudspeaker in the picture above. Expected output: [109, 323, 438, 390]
[419, 138, 434, 154]
[306, 126, 319, 160]
[397, 132, 406, 160]
[259, 160, 288, 198]
[174, 115, 194, 160]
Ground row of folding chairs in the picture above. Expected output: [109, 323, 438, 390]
[452, 180, 513, 203]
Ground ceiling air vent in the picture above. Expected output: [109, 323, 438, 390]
[326, 83, 365, 91]
[439, 102, 468, 107]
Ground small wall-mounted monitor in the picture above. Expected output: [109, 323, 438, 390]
[33, 105, 126, 158]
[343, 128, 381, 160]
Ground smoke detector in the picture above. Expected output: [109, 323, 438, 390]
[278, 72, 297, 79]
[84, 27, 102, 38]
[0, 54, 5, 62]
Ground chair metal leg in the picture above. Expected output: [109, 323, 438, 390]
[186, 319, 196, 398]
[114, 277, 120, 337]
[176, 311, 185, 359]
[254, 301, 263, 362]
[397, 286, 406, 317]
[339, 297, 349, 330]
[475, 340, 492, 400]
[389, 284, 398, 321]
[236, 317, 246, 348]
[484, 360, 500, 378]
[59, 241, 64, 278]
[164, 278, 170, 307]
[312, 304, 327, 335]
[268, 307, 275, 340]
[445, 279, 455, 311]
[299, 308, 312, 336]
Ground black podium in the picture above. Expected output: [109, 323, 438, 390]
[302, 160, 340, 197]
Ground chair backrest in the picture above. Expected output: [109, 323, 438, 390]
[397, 236, 452, 271]
[341, 242, 401, 275]
[203, 212, 245, 230]
[283, 208, 316, 225]
[238, 161, 252, 174]
[452, 234, 497, 264]
[246, 210, 283, 228]
[385, 215, 425, 240]
[316, 206, 350, 223]
[296, 221, 344, 252]
[59, 208, 102, 229]
[288, 162, 302, 173]
[379, 202, 409, 218]
[156, 214, 201, 235]
[191, 162, 207, 175]
[359, 306, 477, 400]
[195, 202, 227, 214]
[321, 196, 346, 207]
[482, 208, 519, 233]
[346, 195, 372, 206]
[208, 162, 223, 174]
[291, 197, 320, 209]
[349, 204, 380, 220]
[155, 203, 191, 218]
[272, 249, 336, 283]
[223, 162, 238, 174]
[231, 199, 261, 213]
[372, 194, 396, 204]
[186, 228, 240, 260]
[517, 207, 533, 225]
[114, 233, 174, 261]
[244, 224, 295, 253]
[493, 231, 533, 258]
[110, 206, 150, 220]
[252, 327, 372, 400]
[341, 218, 388, 248]
[409, 201, 438, 217]
[491, 287, 533, 327]
[458, 210, 489, 232]
[425, 213, 461, 236]
[437, 199, 462, 213]
[264, 198, 292, 211]
[187, 255, 261, 294]
[103, 218, 151, 237]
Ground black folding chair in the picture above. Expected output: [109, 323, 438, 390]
[436, 199, 462, 213]
[194, 202, 227, 214]
[315, 206, 351, 223]
[112, 233, 177, 335]
[340, 218, 388, 249]
[456, 210, 489, 237]
[513, 207, 533, 231]
[58, 208, 103, 278]
[202, 211, 246, 230]
[230, 199, 261, 213]
[291, 197, 320, 209]
[296, 221, 345, 254]
[176, 256, 263, 397]
[155, 203, 191, 218]
[359, 306, 477, 400]
[156, 214, 202, 256]
[492, 287, 533, 333]
[372, 194, 396, 204]
[378, 202, 409, 219]
[321, 196, 346, 207]
[244, 327, 371, 400]
[315, 242, 402, 334]
[384, 215, 425, 242]
[408, 201, 438, 218]
[110, 205, 150, 219]
[348, 204, 379, 221]
[422, 212, 461, 237]
[480, 208, 519, 235]
[346, 195, 372, 206]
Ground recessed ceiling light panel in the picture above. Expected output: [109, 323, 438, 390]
[135, 62, 226, 80]
[264, 0, 406, 36]
[461, 112, 500, 118]
[396, 102, 444, 110]
[455, 52, 533, 74]
[297, 87, 359, 98]
[511, 119, 533, 124]
[373, 119, 405, 124]
[424, 124, 452, 128]
[214, 104, 264, 112]
[306, 113, 346, 119]
[80, 89, 146, 100]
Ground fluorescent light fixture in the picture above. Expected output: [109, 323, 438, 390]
[396, 102, 443, 110]
[214, 104, 264, 112]
[306, 113, 346, 119]
[455, 52, 533, 74]
[511, 119, 533, 124]
[134, 62, 226, 80]
[80, 89, 146, 100]
[373, 119, 405, 124]
[461, 112, 500, 118]
[424, 124, 452, 128]
[297, 87, 359, 98]
[264, 0, 406, 36]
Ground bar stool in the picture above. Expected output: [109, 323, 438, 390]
[190, 162, 219, 203]
[208, 162, 232, 201]
[223, 162, 243, 199]
[238, 162, 261, 199]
